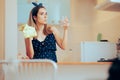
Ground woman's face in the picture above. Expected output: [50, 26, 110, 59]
[34, 8, 47, 25]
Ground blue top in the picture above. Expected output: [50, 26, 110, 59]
[32, 33, 57, 62]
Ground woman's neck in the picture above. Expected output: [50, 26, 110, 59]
[36, 24, 44, 33]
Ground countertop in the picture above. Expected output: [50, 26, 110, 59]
[57, 62, 112, 65]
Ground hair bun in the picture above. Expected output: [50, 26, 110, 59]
[32, 2, 43, 7]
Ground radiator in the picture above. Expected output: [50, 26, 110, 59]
[0, 59, 57, 80]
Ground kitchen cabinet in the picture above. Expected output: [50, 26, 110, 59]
[80, 42, 117, 62]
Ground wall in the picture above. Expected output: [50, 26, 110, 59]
[5, 0, 18, 59]
[17, 0, 70, 24]
[68, 0, 120, 62]
[92, 11, 120, 42]
[61, 0, 95, 62]
[0, 0, 5, 59]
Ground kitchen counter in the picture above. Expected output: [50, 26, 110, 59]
[58, 62, 112, 65]
[56, 62, 111, 80]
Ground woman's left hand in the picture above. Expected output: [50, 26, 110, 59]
[60, 16, 69, 30]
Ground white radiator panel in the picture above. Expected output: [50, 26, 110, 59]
[0, 59, 57, 80]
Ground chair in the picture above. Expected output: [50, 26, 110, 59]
[0, 59, 57, 80]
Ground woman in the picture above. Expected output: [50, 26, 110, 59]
[24, 2, 69, 62]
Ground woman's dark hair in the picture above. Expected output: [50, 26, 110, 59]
[31, 2, 45, 24]
[107, 58, 120, 80]
[27, 2, 51, 36]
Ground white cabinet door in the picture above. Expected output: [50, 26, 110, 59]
[80, 42, 117, 62]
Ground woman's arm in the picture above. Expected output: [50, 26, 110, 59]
[24, 38, 34, 59]
[50, 17, 69, 50]
[51, 27, 67, 50]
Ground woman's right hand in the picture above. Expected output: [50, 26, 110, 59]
[17, 53, 30, 60]
[19, 24, 37, 38]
